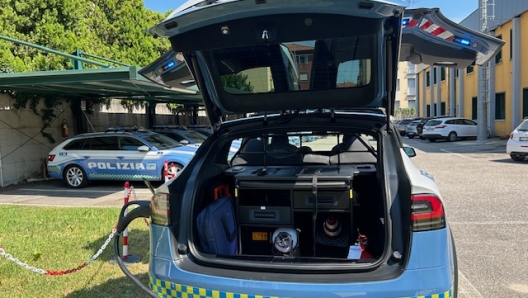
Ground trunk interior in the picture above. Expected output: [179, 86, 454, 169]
[192, 131, 387, 264]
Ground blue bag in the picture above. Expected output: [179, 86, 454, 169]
[196, 197, 238, 255]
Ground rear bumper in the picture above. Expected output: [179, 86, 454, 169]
[421, 133, 445, 138]
[147, 226, 455, 298]
[506, 140, 528, 154]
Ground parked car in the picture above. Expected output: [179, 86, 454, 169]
[507, 119, 528, 161]
[422, 117, 491, 142]
[153, 126, 208, 146]
[119, 1, 502, 297]
[187, 125, 213, 137]
[396, 118, 413, 136]
[405, 120, 420, 139]
[47, 129, 198, 188]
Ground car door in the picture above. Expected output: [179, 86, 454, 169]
[117, 136, 160, 180]
[464, 119, 478, 137]
[81, 136, 120, 180]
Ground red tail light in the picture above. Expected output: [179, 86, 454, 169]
[151, 193, 170, 226]
[434, 125, 446, 129]
[48, 154, 56, 162]
[411, 194, 445, 232]
[510, 132, 514, 139]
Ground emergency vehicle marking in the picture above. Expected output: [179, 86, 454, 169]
[419, 169, 435, 181]
[149, 276, 452, 298]
[87, 162, 147, 170]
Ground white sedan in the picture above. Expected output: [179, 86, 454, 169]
[507, 119, 528, 161]
[422, 117, 490, 142]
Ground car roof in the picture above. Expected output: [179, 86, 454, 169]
[68, 131, 155, 139]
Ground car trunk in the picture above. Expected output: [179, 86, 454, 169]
[164, 115, 411, 274]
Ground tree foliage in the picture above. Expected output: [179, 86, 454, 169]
[0, 0, 170, 71]
[221, 74, 254, 93]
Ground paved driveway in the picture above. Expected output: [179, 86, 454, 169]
[0, 180, 153, 207]
[403, 137, 528, 298]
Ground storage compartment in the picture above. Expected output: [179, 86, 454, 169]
[194, 165, 386, 263]
[293, 190, 351, 210]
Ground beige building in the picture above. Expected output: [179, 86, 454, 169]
[395, 61, 417, 117]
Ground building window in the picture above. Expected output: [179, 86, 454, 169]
[510, 29, 513, 59]
[495, 35, 502, 63]
[472, 97, 478, 120]
[467, 65, 474, 74]
[397, 79, 400, 91]
[433, 69, 437, 84]
[495, 93, 506, 120]
[456, 69, 459, 78]
[426, 104, 431, 117]
[441, 102, 446, 116]
[441, 67, 446, 81]
[426, 71, 430, 87]
[298, 54, 309, 65]
[300, 73, 308, 81]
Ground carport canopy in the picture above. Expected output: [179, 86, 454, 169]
[0, 66, 202, 105]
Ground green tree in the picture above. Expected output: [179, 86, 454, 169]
[0, 0, 170, 71]
[221, 74, 254, 93]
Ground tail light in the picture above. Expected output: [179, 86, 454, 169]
[434, 125, 446, 129]
[510, 132, 514, 139]
[411, 194, 445, 232]
[48, 154, 56, 162]
[151, 193, 170, 226]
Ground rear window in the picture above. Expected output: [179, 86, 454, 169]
[182, 131, 208, 143]
[213, 36, 374, 95]
[426, 120, 442, 126]
[408, 122, 418, 126]
[399, 120, 412, 125]
[517, 120, 528, 131]
[142, 133, 182, 150]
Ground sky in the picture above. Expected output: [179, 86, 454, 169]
[143, 0, 478, 23]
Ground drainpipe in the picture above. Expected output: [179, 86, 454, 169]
[512, 16, 521, 131]
[0, 150, 3, 188]
[436, 66, 442, 116]
[422, 70, 427, 117]
[429, 67, 435, 117]
[489, 43, 496, 137]
[449, 68, 456, 116]
[458, 69, 465, 117]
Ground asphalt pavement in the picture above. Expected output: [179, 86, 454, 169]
[0, 137, 527, 297]
[404, 137, 528, 298]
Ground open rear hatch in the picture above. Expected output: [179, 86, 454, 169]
[142, 0, 503, 275]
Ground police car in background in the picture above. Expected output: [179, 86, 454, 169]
[47, 128, 198, 188]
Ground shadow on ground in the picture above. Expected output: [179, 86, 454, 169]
[84, 228, 150, 264]
[65, 273, 151, 298]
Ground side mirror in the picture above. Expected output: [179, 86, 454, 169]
[138, 145, 150, 152]
[180, 140, 190, 145]
[403, 147, 416, 158]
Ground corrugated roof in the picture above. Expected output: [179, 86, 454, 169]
[0, 66, 202, 104]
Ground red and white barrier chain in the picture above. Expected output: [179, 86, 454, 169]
[0, 228, 116, 275]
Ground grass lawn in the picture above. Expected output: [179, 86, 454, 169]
[0, 205, 150, 298]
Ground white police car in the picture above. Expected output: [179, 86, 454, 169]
[47, 129, 197, 188]
[114, 1, 504, 297]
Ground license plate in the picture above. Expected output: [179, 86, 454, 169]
[427, 127, 434, 131]
[252, 232, 268, 241]
[520, 137, 528, 141]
